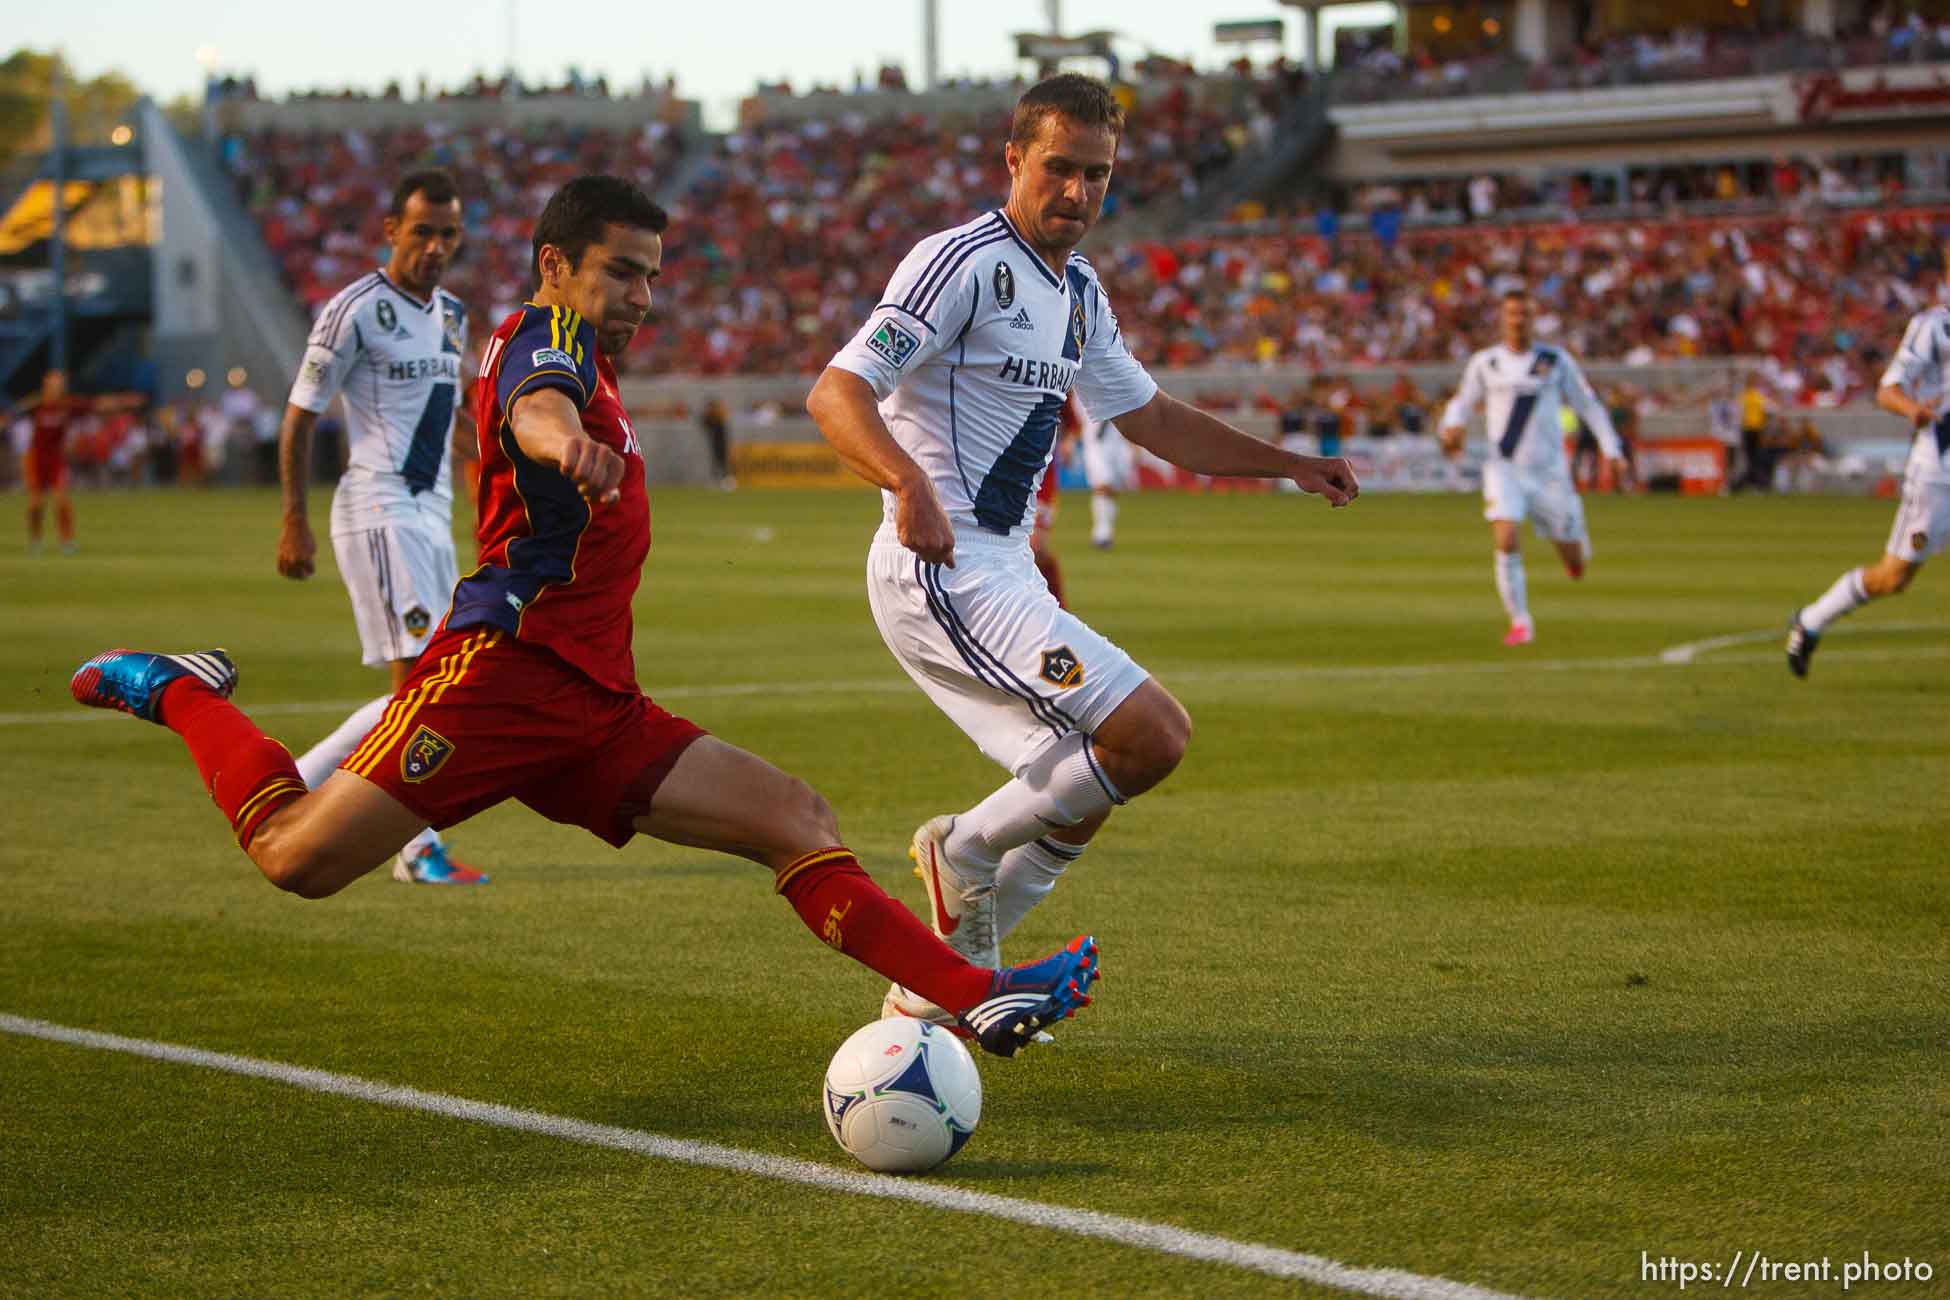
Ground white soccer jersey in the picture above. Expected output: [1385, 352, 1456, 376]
[288, 271, 469, 514]
[1880, 305, 1950, 484]
[1442, 343, 1619, 472]
[830, 210, 1158, 536]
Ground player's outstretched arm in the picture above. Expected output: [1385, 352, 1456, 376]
[806, 366, 956, 565]
[276, 403, 320, 579]
[510, 388, 624, 505]
[1113, 390, 1358, 506]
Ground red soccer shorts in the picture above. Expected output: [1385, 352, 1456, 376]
[24, 444, 67, 494]
[342, 624, 707, 846]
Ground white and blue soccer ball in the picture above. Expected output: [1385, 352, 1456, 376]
[822, 1018, 981, 1173]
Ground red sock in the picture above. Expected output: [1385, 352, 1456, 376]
[774, 848, 994, 1014]
[55, 501, 74, 543]
[158, 679, 307, 849]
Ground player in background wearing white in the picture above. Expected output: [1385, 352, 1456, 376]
[1786, 298, 1950, 677]
[274, 169, 488, 884]
[1440, 290, 1627, 646]
[806, 74, 1358, 1029]
[1080, 408, 1133, 548]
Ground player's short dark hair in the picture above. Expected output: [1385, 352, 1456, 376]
[389, 168, 460, 218]
[1010, 73, 1124, 149]
[530, 175, 669, 287]
[1501, 287, 1531, 302]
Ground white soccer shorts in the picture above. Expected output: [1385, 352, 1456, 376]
[1080, 422, 1134, 492]
[867, 526, 1151, 777]
[1482, 461, 1588, 543]
[1885, 463, 1950, 562]
[329, 512, 459, 668]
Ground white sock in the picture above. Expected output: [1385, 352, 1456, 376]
[1494, 551, 1529, 624]
[296, 696, 391, 789]
[1091, 493, 1117, 543]
[296, 696, 443, 860]
[995, 835, 1088, 942]
[1801, 567, 1870, 633]
[944, 732, 1124, 871]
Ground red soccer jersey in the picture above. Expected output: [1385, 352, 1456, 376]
[29, 397, 79, 462]
[450, 303, 649, 694]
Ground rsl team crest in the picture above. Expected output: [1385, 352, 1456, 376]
[401, 724, 455, 783]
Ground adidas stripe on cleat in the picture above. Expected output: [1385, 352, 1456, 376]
[70, 649, 237, 723]
[957, 934, 1100, 1058]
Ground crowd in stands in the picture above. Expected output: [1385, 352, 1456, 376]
[228, 120, 687, 317]
[1090, 206, 1946, 397]
[209, 70, 680, 105]
[1333, 11, 1950, 104]
[203, 30, 1948, 421]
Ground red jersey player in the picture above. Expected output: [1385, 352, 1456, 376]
[70, 175, 1097, 1058]
[12, 369, 140, 554]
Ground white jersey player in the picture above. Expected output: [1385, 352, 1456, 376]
[1079, 412, 1132, 547]
[1786, 298, 1950, 677]
[274, 170, 487, 884]
[1440, 290, 1625, 646]
[808, 73, 1358, 1042]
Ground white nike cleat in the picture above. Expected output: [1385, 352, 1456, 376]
[910, 814, 999, 968]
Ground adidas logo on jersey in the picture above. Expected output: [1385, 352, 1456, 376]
[1008, 307, 1035, 331]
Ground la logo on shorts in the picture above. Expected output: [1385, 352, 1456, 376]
[1040, 646, 1084, 689]
[401, 725, 455, 783]
[403, 606, 431, 638]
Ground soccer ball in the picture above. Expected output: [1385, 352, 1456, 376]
[822, 1018, 981, 1173]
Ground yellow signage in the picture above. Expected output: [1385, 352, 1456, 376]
[729, 442, 872, 489]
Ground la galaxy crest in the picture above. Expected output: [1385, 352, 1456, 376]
[993, 261, 1016, 310]
[401, 724, 455, 783]
[1039, 645, 1084, 689]
[440, 305, 464, 355]
[403, 605, 432, 638]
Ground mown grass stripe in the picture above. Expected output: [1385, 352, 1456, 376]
[0, 1012, 1524, 1300]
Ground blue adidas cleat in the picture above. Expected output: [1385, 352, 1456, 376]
[958, 934, 1100, 1058]
[70, 649, 237, 723]
[393, 841, 490, 885]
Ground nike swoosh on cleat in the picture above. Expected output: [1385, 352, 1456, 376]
[924, 842, 959, 936]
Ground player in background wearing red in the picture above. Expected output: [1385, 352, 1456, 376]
[70, 175, 1097, 1058]
[10, 369, 140, 554]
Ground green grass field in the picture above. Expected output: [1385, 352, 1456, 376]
[2, 485, 1945, 1298]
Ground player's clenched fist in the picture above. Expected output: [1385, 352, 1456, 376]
[558, 436, 625, 505]
[277, 517, 316, 579]
[1293, 455, 1360, 507]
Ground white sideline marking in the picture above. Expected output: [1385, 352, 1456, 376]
[0, 1012, 1524, 1300]
[11, 625, 1950, 727]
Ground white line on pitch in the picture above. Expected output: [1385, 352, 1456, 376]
[0, 1012, 1524, 1300]
[8, 626, 1948, 727]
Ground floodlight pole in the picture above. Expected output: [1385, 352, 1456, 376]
[49, 57, 69, 375]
